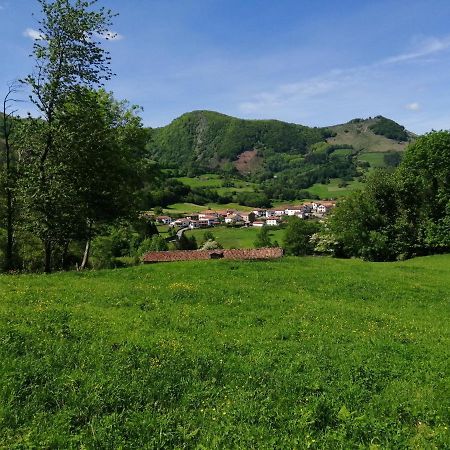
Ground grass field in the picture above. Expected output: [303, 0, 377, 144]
[358, 152, 387, 169]
[176, 174, 257, 197]
[163, 202, 254, 215]
[186, 226, 284, 249]
[307, 178, 364, 199]
[1, 255, 449, 448]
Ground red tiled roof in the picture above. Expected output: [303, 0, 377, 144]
[142, 248, 283, 263]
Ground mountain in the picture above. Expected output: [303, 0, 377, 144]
[145, 110, 332, 174]
[145, 111, 415, 176]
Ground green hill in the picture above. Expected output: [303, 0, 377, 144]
[327, 116, 415, 154]
[146, 110, 332, 174]
[1, 255, 448, 447]
[146, 112, 414, 176]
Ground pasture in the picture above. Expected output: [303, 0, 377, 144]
[1, 255, 449, 448]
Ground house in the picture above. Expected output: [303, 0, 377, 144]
[252, 209, 266, 217]
[286, 206, 304, 216]
[312, 201, 335, 215]
[199, 210, 219, 220]
[199, 218, 213, 227]
[240, 212, 255, 224]
[156, 215, 172, 225]
[252, 221, 265, 227]
[265, 210, 275, 217]
[225, 213, 243, 224]
[266, 216, 281, 226]
[170, 218, 190, 228]
[274, 208, 287, 216]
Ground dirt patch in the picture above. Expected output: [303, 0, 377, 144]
[234, 149, 263, 174]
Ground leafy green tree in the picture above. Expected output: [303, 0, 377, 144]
[138, 235, 168, 255]
[254, 226, 272, 248]
[61, 89, 146, 269]
[283, 217, 319, 255]
[176, 234, 198, 250]
[397, 131, 450, 253]
[20, 0, 116, 272]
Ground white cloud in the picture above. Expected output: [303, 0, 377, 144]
[238, 35, 450, 115]
[381, 36, 450, 65]
[23, 28, 43, 40]
[94, 30, 124, 41]
[405, 102, 420, 111]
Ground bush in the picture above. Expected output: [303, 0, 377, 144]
[283, 217, 320, 255]
[138, 235, 168, 255]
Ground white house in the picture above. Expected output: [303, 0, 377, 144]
[156, 215, 172, 225]
[252, 221, 265, 227]
[170, 218, 190, 228]
[252, 209, 266, 217]
[266, 216, 281, 226]
[225, 213, 243, 224]
[286, 206, 303, 216]
[274, 208, 286, 216]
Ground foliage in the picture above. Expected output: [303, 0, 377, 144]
[146, 110, 331, 173]
[369, 116, 409, 141]
[16, 0, 119, 272]
[200, 239, 223, 250]
[0, 256, 449, 447]
[254, 226, 273, 248]
[319, 131, 450, 260]
[176, 233, 198, 250]
[138, 235, 169, 254]
[283, 217, 320, 255]
[383, 151, 402, 167]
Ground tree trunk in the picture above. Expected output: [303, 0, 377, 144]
[3, 87, 15, 272]
[80, 220, 93, 270]
[5, 188, 13, 271]
[61, 241, 70, 270]
[44, 240, 52, 273]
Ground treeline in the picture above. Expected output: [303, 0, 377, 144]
[145, 110, 332, 174]
[0, 0, 158, 273]
[255, 143, 358, 201]
[287, 131, 450, 260]
[369, 116, 409, 141]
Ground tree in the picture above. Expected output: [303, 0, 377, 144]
[176, 234, 197, 250]
[20, 0, 116, 272]
[283, 217, 319, 256]
[60, 89, 147, 269]
[1, 82, 21, 270]
[138, 235, 168, 255]
[254, 226, 272, 248]
[397, 131, 450, 253]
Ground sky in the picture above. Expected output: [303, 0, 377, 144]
[1, 0, 450, 134]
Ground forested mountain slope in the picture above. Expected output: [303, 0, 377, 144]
[146, 111, 414, 177]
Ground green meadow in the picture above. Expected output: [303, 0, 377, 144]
[1, 255, 449, 448]
[186, 225, 284, 249]
[163, 202, 254, 215]
[307, 178, 364, 199]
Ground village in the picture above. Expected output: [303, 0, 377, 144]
[154, 201, 336, 229]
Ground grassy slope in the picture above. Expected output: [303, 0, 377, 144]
[327, 118, 411, 154]
[163, 202, 254, 215]
[1, 255, 449, 448]
[307, 178, 364, 199]
[186, 226, 284, 249]
[176, 174, 257, 196]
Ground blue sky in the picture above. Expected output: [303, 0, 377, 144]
[1, 0, 450, 133]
